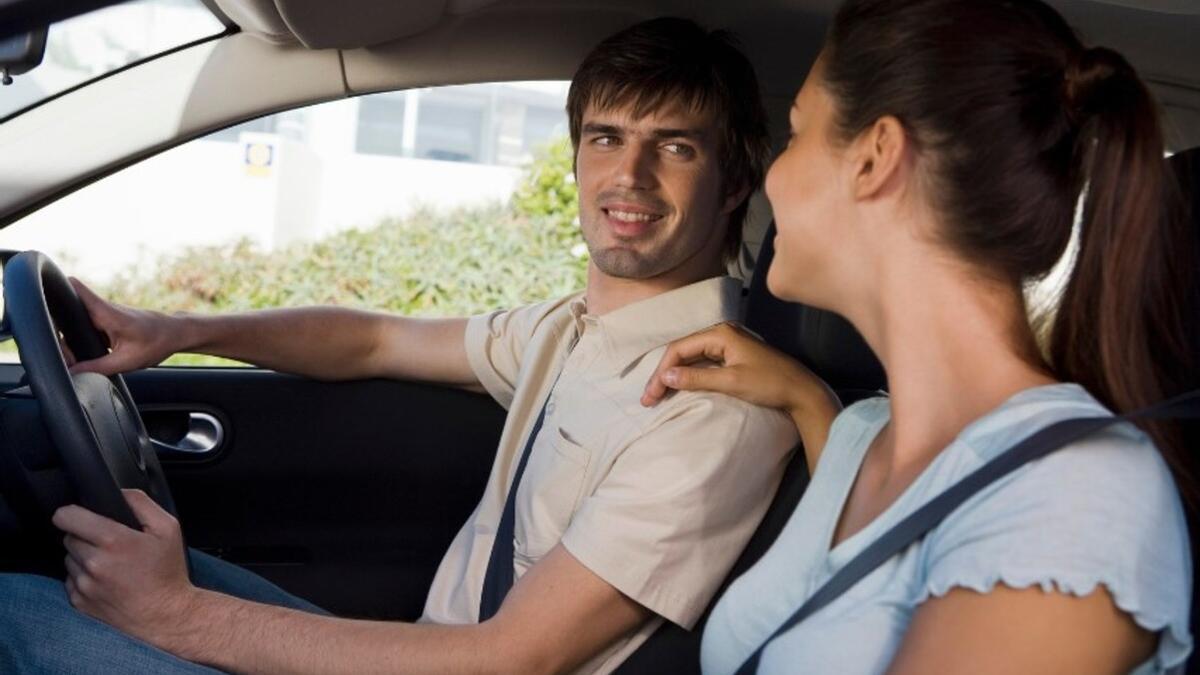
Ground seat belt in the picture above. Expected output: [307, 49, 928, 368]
[478, 394, 552, 621]
[734, 389, 1200, 675]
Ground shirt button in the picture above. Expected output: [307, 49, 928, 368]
[545, 399, 556, 415]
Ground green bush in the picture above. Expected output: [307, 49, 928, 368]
[84, 139, 588, 366]
[511, 137, 580, 246]
[101, 204, 587, 318]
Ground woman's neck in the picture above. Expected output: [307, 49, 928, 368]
[848, 251, 1056, 473]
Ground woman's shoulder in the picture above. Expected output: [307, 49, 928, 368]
[917, 383, 1193, 671]
[931, 382, 1186, 555]
[951, 383, 1178, 507]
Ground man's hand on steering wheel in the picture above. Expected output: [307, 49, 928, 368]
[67, 278, 181, 377]
[53, 489, 198, 647]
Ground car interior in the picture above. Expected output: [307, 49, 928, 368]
[0, 1, 1197, 673]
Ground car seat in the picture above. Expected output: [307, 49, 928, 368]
[1170, 145, 1200, 675]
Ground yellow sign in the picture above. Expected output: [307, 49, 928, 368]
[244, 142, 274, 177]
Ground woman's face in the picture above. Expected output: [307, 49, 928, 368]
[764, 64, 861, 308]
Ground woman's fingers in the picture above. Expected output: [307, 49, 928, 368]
[661, 364, 745, 396]
[642, 328, 735, 405]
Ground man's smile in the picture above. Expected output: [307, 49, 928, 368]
[600, 202, 666, 238]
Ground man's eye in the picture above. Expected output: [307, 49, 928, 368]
[592, 135, 619, 147]
[664, 143, 695, 157]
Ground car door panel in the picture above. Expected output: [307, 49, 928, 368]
[0, 364, 506, 620]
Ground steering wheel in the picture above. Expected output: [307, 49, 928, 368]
[0, 250, 176, 532]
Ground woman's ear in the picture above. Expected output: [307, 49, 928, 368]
[852, 115, 909, 200]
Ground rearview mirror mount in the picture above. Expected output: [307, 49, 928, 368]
[0, 28, 48, 86]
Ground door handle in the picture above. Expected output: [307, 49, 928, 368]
[149, 411, 224, 456]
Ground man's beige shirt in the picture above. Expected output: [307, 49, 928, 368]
[419, 276, 798, 673]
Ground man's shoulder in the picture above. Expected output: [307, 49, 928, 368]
[467, 290, 584, 343]
[643, 386, 797, 446]
[494, 290, 585, 324]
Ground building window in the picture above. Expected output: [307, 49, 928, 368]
[355, 93, 408, 157]
[415, 98, 486, 163]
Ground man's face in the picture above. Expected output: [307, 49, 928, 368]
[575, 100, 730, 280]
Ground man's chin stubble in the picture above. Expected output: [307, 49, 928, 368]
[589, 247, 663, 280]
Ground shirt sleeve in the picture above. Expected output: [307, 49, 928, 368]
[464, 295, 577, 409]
[918, 426, 1193, 672]
[560, 391, 799, 629]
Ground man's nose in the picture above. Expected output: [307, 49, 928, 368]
[613, 143, 658, 190]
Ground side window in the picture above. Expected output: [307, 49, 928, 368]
[0, 82, 584, 366]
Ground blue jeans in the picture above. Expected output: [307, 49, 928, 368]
[0, 549, 328, 674]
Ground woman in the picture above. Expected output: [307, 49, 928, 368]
[640, 0, 1198, 672]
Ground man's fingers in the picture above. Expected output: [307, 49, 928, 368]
[68, 352, 123, 377]
[64, 573, 82, 605]
[122, 489, 175, 536]
[62, 533, 102, 566]
[58, 336, 78, 367]
[52, 504, 134, 545]
[69, 277, 115, 342]
[64, 555, 87, 587]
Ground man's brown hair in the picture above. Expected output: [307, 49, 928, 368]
[567, 17, 771, 263]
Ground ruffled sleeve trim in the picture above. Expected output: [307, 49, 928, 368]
[915, 570, 1192, 672]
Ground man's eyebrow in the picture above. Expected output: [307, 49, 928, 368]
[650, 128, 706, 140]
[581, 122, 706, 140]
[582, 122, 622, 135]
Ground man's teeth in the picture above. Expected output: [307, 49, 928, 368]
[608, 209, 658, 223]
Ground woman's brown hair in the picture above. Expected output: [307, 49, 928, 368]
[823, 0, 1198, 500]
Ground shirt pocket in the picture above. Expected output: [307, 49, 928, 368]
[514, 428, 593, 563]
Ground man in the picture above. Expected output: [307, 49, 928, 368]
[0, 17, 796, 674]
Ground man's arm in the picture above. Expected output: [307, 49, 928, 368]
[54, 491, 649, 675]
[69, 279, 479, 387]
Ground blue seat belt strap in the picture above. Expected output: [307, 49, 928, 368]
[734, 389, 1200, 675]
[478, 396, 552, 621]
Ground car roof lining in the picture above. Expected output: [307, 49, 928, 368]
[209, 0, 1200, 90]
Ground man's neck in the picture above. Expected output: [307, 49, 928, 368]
[583, 261, 726, 316]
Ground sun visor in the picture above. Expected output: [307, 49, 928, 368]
[215, 0, 506, 50]
[211, 0, 296, 45]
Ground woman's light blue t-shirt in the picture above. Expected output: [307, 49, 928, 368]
[702, 383, 1192, 674]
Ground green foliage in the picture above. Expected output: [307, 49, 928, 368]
[101, 204, 588, 317]
[511, 137, 580, 246]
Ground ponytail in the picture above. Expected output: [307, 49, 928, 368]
[1050, 47, 1200, 503]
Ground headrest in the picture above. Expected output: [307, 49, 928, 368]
[1171, 147, 1200, 226]
[744, 222, 887, 397]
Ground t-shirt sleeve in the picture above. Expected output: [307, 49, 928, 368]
[464, 296, 575, 409]
[560, 393, 799, 629]
[919, 426, 1193, 672]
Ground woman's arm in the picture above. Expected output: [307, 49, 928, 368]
[642, 322, 841, 471]
[888, 585, 1156, 675]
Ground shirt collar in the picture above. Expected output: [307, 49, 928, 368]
[567, 276, 744, 366]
